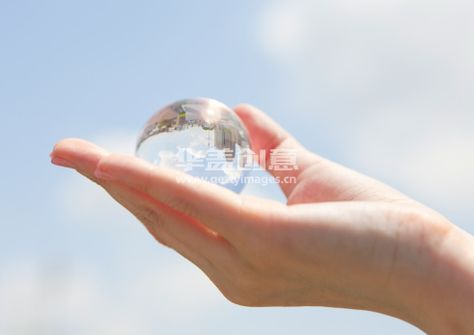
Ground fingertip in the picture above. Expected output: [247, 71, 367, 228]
[51, 138, 108, 159]
[233, 103, 264, 122]
[233, 103, 254, 113]
[50, 138, 110, 178]
[233, 103, 290, 153]
[50, 138, 83, 157]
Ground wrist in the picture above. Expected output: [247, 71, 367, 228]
[419, 226, 474, 334]
[392, 216, 474, 334]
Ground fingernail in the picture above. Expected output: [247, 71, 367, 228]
[51, 156, 75, 168]
[94, 168, 116, 181]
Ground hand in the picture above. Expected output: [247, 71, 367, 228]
[50, 104, 474, 334]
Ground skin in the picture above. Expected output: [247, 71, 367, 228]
[50, 104, 474, 334]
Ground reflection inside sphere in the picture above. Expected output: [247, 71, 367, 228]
[135, 98, 252, 193]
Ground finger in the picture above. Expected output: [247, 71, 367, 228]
[94, 153, 286, 241]
[50, 138, 109, 181]
[234, 104, 316, 197]
[51, 139, 234, 268]
[102, 181, 234, 269]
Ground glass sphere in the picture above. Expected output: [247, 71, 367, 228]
[135, 98, 252, 193]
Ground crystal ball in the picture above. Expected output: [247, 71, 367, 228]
[135, 98, 252, 193]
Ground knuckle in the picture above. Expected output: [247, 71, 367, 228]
[135, 205, 166, 230]
[134, 206, 172, 247]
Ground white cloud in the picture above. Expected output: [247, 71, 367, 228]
[126, 261, 224, 328]
[0, 262, 107, 334]
[259, 2, 309, 61]
[258, 0, 474, 230]
[0, 260, 225, 335]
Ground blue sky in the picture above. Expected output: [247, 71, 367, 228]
[1, 1, 473, 334]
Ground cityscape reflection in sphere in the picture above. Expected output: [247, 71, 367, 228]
[135, 98, 252, 193]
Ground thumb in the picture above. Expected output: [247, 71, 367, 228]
[234, 104, 411, 205]
[234, 104, 316, 198]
